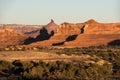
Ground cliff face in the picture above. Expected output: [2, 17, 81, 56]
[55, 22, 83, 35]
[49, 19, 120, 46]
[54, 19, 120, 35]
[83, 19, 120, 34]
[29, 19, 120, 47]
[63, 19, 120, 46]
[1, 19, 120, 47]
[44, 22, 83, 45]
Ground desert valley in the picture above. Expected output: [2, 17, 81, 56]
[0, 19, 120, 48]
[0, 19, 120, 79]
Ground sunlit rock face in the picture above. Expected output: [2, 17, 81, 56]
[52, 19, 120, 47]
[54, 19, 120, 35]
[64, 19, 120, 47]
[83, 19, 120, 34]
[0, 28, 27, 48]
[45, 19, 59, 34]
[55, 22, 83, 35]
[1, 19, 120, 47]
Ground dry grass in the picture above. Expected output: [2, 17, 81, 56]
[0, 51, 107, 65]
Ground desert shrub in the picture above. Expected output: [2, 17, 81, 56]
[0, 45, 120, 79]
[0, 60, 13, 71]
[0, 60, 115, 79]
[20, 46, 26, 51]
[23, 65, 44, 79]
[12, 60, 24, 75]
[55, 48, 83, 55]
[12, 60, 23, 67]
[87, 51, 96, 56]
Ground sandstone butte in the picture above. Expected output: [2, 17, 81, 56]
[29, 19, 120, 47]
[45, 19, 59, 34]
[0, 19, 120, 47]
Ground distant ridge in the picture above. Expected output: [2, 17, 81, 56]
[85, 19, 99, 24]
[0, 19, 120, 47]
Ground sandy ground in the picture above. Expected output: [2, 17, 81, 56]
[0, 51, 95, 63]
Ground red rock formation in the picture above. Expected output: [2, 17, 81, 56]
[83, 19, 120, 34]
[0, 28, 27, 48]
[0, 24, 42, 38]
[45, 19, 58, 34]
[1, 19, 119, 47]
[55, 22, 82, 35]
[64, 19, 120, 46]
[29, 19, 120, 47]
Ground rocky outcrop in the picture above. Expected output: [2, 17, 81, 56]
[55, 22, 83, 35]
[83, 19, 120, 34]
[0, 24, 42, 38]
[49, 19, 120, 46]
[0, 28, 27, 48]
[0, 28, 22, 36]
[45, 19, 58, 34]
[44, 22, 83, 45]
[64, 19, 120, 46]
[28, 19, 120, 47]
[1, 19, 120, 47]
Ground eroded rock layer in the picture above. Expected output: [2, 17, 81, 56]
[0, 28, 27, 48]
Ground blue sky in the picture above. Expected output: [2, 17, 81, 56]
[0, 0, 119, 25]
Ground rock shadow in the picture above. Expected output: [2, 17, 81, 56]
[52, 34, 78, 46]
[52, 41, 65, 46]
[107, 39, 120, 46]
[81, 25, 85, 34]
[24, 27, 54, 45]
[66, 35, 78, 42]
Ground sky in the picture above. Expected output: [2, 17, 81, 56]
[0, 0, 119, 25]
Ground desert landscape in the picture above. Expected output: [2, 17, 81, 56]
[0, 19, 120, 79]
[0, 19, 120, 47]
[0, 0, 120, 79]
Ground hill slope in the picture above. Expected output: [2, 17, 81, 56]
[0, 28, 27, 48]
